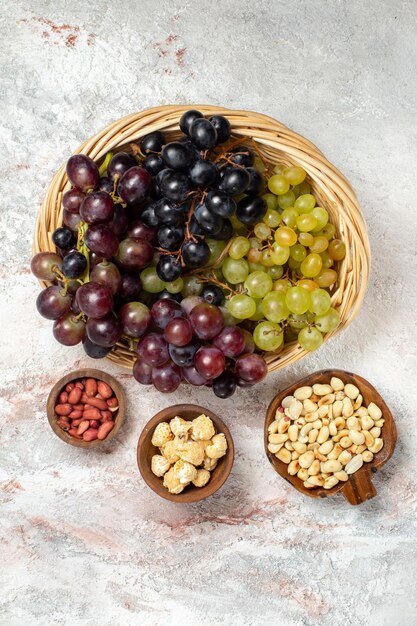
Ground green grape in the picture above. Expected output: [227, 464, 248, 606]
[222, 257, 249, 284]
[322, 223, 336, 240]
[298, 232, 314, 246]
[285, 286, 311, 315]
[165, 277, 184, 294]
[277, 190, 296, 209]
[298, 326, 323, 351]
[288, 257, 301, 270]
[261, 193, 278, 211]
[294, 194, 316, 213]
[261, 291, 290, 323]
[254, 222, 271, 240]
[249, 237, 262, 250]
[247, 247, 262, 264]
[206, 238, 226, 265]
[254, 156, 266, 173]
[244, 270, 273, 298]
[253, 321, 284, 351]
[320, 251, 334, 269]
[229, 236, 251, 260]
[263, 208, 281, 228]
[273, 163, 286, 175]
[181, 275, 203, 297]
[314, 307, 340, 332]
[300, 253, 323, 278]
[311, 206, 329, 230]
[274, 226, 298, 247]
[261, 249, 275, 267]
[316, 268, 337, 288]
[281, 207, 298, 228]
[297, 213, 317, 232]
[283, 166, 306, 186]
[270, 242, 290, 265]
[140, 267, 166, 293]
[220, 306, 238, 326]
[309, 236, 329, 253]
[298, 279, 319, 292]
[227, 294, 256, 319]
[273, 278, 291, 293]
[229, 214, 246, 231]
[289, 312, 314, 329]
[310, 288, 331, 315]
[328, 239, 346, 261]
[249, 299, 264, 321]
[268, 175, 290, 195]
[268, 265, 284, 280]
[292, 181, 311, 197]
[249, 261, 265, 272]
[290, 243, 307, 262]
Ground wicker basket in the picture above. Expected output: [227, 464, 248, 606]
[33, 105, 370, 373]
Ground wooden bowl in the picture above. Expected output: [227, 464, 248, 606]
[47, 368, 126, 448]
[264, 369, 397, 505]
[137, 404, 234, 503]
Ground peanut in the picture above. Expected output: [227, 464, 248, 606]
[83, 428, 99, 442]
[345, 454, 364, 474]
[97, 381, 113, 399]
[269, 434, 288, 444]
[268, 420, 279, 434]
[68, 410, 83, 419]
[288, 460, 300, 475]
[65, 383, 75, 392]
[98, 421, 114, 440]
[349, 430, 365, 445]
[83, 408, 101, 421]
[55, 403, 72, 416]
[84, 396, 108, 411]
[317, 426, 329, 444]
[313, 384, 333, 396]
[281, 395, 294, 408]
[362, 450, 374, 463]
[85, 378, 98, 397]
[77, 420, 90, 436]
[323, 476, 339, 489]
[59, 391, 68, 404]
[308, 459, 320, 476]
[299, 451, 315, 468]
[321, 459, 342, 473]
[288, 424, 299, 442]
[276, 447, 292, 464]
[330, 376, 344, 391]
[297, 468, 309, 481]
[344, 383, 360, 399]
[368, 438, 384, 454]
[278, 416, 291, 433]
[368, 402, 382, 420]
[68, 387, 82, 405]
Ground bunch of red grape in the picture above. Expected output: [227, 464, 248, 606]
[133, 297, 267, 396]
[31, 109, 269, 398]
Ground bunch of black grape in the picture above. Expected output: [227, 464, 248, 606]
[138, 109, 267, 283]
[31, 109, 269, 396]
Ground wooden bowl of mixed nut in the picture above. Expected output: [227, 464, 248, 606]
[264, 369, 396, 504]
[47, 369, 126, 448]
[137, 404, 234, 503]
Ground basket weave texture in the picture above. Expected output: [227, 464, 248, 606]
[33, 105, 370, 372]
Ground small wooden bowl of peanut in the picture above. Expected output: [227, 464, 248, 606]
[137, 404, 234, 503]
[264, 369, 396, 505]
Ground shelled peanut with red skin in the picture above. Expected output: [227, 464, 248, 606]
[54, 377, 118, 442]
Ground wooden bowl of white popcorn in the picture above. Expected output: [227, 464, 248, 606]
[137, 404, 234, 503]
[264, 370, 397, 505]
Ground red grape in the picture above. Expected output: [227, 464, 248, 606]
[80, 191, 114, 224]
[213, 326, 245, 357]
[189, 303, 224, 340]
[235, 353, 267, 383]
[116, 237, 153, 270]
[133, 358, 153, 384]
[168, 338, 200, 367]
[53, 313, 86, 346]
[194, 346, 225, 379]
[180, 296, 203, 316]
[164, 318, 192, 346]
[63, 210, 81, 231]
[119, 302, 151, 337]
[119, 273, 142, 300]
[128, 220, 157, 243]
[62, 188, 85, 214]
[152, 362, 182, 393]
[86, 314, 121, 347]
[182, 365, 206, 386]
[137, 333, 169, 366]
[117, 166, 152, 205]
[31, 252, 62, 281]
[66, 155, 99, 192]
[90, 261, 121, 294]
[241, 329, 255, 354]
[108, 205, 128, 237]
[36, 286, 71, 319]
[107, 152, 136, 179]
[151, 298, 183, 329]
[84, 224, 119, 258]
[75, 282, 113, 318]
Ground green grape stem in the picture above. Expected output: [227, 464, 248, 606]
[76, 220, 90, 284]
[98, 151, 114, 177]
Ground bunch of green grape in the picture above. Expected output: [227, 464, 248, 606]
[219, 165, 345, 352]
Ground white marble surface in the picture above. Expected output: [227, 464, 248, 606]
[1, 1, 417, 624]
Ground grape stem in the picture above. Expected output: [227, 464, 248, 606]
[193, 271, 241, 296]
[76, 221, 90, 284]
